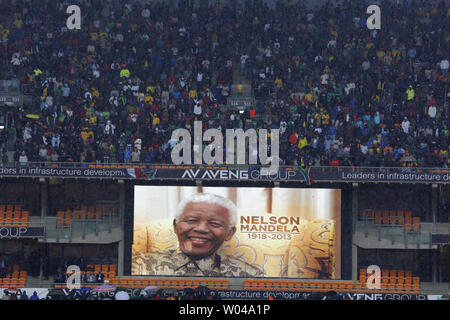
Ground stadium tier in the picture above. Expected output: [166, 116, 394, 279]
[0, 0, 448, 301]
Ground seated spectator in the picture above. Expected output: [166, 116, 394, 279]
[96, 271, 105, 284]
[20, 291, 29, 300]
[87, 272, 96, 283]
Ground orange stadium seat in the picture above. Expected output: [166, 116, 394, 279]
[222, 279, 230, 290]
[191, 279, 200, 288]
[280, 280, 288, 291]
[412, 217, 420, 232]
[72, 211, 80, 220]
[198, 279, 208, 287]
[134, 279, 142, 288]
[178, 279, 187, 289]
[256, 279, 266, 291]
[245, 279, 255, 290]
[397, 211, 404, 224]
[206, 279, 215, 289]
[315, 281, 324, 292]
[271, 280, 280, 290]
[293, 281, 302, 291]
[64, 215, 71, 227]
[287, 280, 295, 291]
[403, 283, 412, 293]
[374, 211, 382, 224]
[382, 211, 389, 224]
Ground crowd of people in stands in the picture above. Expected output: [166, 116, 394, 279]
[0, 0, 448, 168]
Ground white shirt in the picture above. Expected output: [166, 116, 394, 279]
[19, 154, 28, 164]
[439, 60, 449, 70]
[142, 8, 150, 18]
[428, 106, 437, 118]
[401, 120, 410, 134]
[193, 104, 202, 115]
[362, 61, 371, 71]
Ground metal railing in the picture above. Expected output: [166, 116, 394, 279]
[44, 214, 121, 243]
[356, 219, 440, 249]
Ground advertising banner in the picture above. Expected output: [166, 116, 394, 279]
[0, 227, 45, 239]
[1, 164, 449, 184]
[132, 186, 341, 279]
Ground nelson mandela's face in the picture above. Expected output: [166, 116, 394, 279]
[173, 202, 236, 259]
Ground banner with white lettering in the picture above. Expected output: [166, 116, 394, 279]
[0, 227, 45, 239]
[1, 165, 449, 184]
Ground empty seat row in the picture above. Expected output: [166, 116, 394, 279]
[243, 279, 420, 294]
[0, 205, 22, 213]
[0, 212, 29, 227]
[113, 277, 229, 290]
[0, 268, 27, 288]
[361, 209, 421, 232]
[360, 268, 420, 287]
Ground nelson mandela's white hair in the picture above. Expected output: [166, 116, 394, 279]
[175, 193, 237, 229]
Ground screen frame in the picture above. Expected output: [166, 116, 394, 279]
[124, 180, 352, 280]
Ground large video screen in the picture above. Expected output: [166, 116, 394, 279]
[132, 186, 341, 279]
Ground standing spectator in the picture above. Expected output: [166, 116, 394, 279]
[2, 290, 10, 300]
[0, 255, 6, 278]
[30, 291, 39, 300]
[42, 255, 50, 280]
[19, 151, 28, 165]
[20, 291, 29, 300]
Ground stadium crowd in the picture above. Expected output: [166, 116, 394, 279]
[0, 0, 448, 168]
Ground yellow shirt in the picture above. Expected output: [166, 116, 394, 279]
[376, 51, 385, 59]
[2, 29, 9, 41]
[298, 137, 308, 149]
[92, 88, 100, 98]
[275, 78, 282, 88]
[189, 90, 198, 99]
[14, 19, 23, 29]
[81, 131, 88, 144]
[88, 115, 97, 125]
[145, 95, 154, 105]
[321, 113, 330, 125]
[151, 114, 160, 126]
